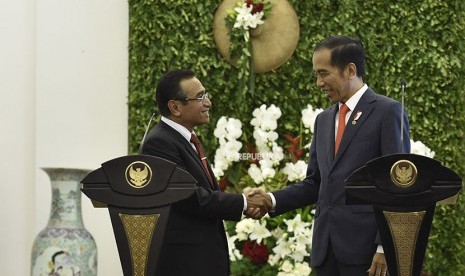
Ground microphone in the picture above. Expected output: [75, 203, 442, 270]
[138, 110, 158, 154]
[400, 80, 406, 154]
[400, 80, 407, 88]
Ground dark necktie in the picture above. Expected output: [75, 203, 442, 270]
[190, 133, 215, 189]
[335, 104, 350, 155]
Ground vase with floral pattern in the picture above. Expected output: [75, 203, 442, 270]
[31, 168, 97, 276]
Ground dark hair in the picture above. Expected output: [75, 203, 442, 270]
[314, 35, 366, 81]
[155, 69, 196, 116]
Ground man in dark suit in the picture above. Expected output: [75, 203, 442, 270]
[140, 69, 268, 276]
[250, 35, 410, 275]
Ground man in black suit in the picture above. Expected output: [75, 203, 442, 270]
[140, 69, 268, 275]
[250, 35, 410, 276]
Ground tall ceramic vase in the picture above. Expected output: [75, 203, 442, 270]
[31, 168, 97, 276]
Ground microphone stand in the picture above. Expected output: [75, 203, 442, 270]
[138, 112, 158, 153]
[400, 80, 406, 154]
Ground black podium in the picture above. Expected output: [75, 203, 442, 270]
[81, 155, 197, 276]
[345, 153, 462, 276]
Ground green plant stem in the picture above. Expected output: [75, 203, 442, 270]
[247, 35, 255, 100]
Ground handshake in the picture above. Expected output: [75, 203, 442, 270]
[243, 188, 273, 219]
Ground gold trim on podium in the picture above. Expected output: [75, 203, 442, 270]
[384, 211, 425, 276]
[120, 214, 160, 276]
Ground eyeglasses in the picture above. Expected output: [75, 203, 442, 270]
[172, 92, 209, 103]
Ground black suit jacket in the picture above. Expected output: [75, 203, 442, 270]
[271, 88, 410, 266]
[141, 120, 244, 275]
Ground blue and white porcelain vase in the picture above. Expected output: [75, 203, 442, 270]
[31, 168, 97, 276]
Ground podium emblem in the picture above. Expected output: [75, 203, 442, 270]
[390, 160, 417, 188]
[125, 161, 152, 188]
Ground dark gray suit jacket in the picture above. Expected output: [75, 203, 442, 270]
[272, 88, 410, 266]
[141, 120, 244, 275]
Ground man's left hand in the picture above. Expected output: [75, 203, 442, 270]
[367, 252, 387, 276]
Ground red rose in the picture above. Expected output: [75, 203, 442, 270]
[241, 241, 269, 265]
[252, 3, 264, 14]
[246, 0, 254, 8]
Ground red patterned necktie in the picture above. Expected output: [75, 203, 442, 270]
[335, 104, 350, 155]
[190, 133, 215, 189]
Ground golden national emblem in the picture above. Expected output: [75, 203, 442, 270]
[390, 160, 418, 188]
[125, 161, 152, 188]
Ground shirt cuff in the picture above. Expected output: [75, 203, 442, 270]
[376, 245, 384, 254]
[268, 192, 276, 212]
[242, 194, 247, 212]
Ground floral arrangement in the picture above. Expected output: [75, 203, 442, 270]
[224, 0, 273, 99]
[225, 0, 273, 58]
[213, 103, 321, 275]
[247, 104, 285, 184]
[410, 139, 435, 158]
[212, 103, 436, 275]
[212, 117, 243, 179]
[226, 215, 313, 275]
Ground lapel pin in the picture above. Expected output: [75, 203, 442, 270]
[352, 111, 362, 125]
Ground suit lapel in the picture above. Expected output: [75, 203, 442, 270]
[160, 121, 219, 190]
[159, 121, 204, 173]
[327, 104, 338, 165]
[331, 89, 376, 168]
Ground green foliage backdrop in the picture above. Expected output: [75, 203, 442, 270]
[128, 0, 465, 274]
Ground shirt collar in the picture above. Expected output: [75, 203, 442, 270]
[161, 116, 194, 142]
[339, 84, 368, 111]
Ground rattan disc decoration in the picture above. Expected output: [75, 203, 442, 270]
[213, 0, 300, 73]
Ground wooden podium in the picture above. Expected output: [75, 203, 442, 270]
[345, 153, 462, 276]
[81, 155, 197, 276]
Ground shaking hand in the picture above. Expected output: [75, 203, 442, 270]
[243, 188, 272, 219]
